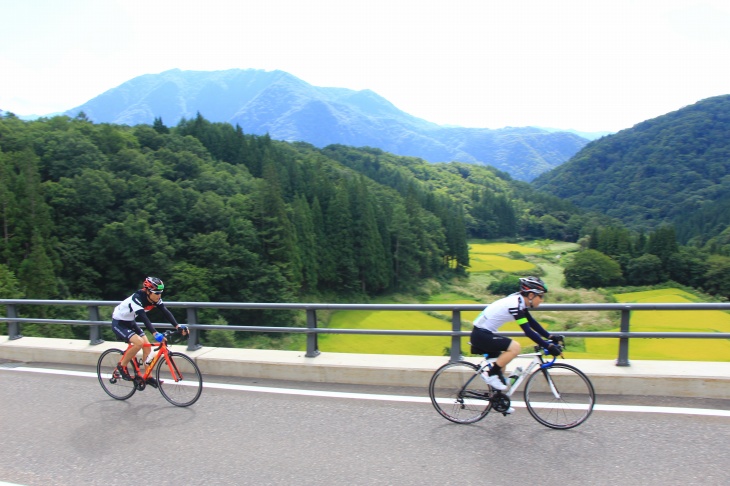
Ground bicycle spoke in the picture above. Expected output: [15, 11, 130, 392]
[97, 348, 136, 400]
[523, 363, 595, 429]
[429, 361, 492, 424]
[156, 352, 203, 407]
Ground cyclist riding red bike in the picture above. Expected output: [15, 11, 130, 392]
[111, 276, 188, 386]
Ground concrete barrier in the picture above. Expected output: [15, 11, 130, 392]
[2, 335, 729, 399]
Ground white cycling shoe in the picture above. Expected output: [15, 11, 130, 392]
[482, 373, 508, 391]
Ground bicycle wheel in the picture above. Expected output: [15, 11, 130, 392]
[156, 352, 203, 407]
[429, 361, 493, 424]
[523, 363, 595, 429]
[97, 348, 136, 400]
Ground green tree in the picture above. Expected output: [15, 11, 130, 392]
[152, 116, 169, 134]
[291, 194, 318, 293]
[667, 247, 710, 288]
[646, 226, 679, 265]
[389, 201, 420, 288]
[487, 275, 520, 295]
[701, 255, 730, 299]
[625, 254, 666, 286]
[322, 184, 357, 291]
[253, 160, 300, 291]
[0, 263, 21, 298]
[350, 179, 389, 293]
[564, 250, 623, 288]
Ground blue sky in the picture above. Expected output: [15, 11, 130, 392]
[1, 0, 729, 132]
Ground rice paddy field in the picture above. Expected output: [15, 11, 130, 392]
[316, 242, 730, 361]
[580, 288, 730, 361]
[467, 243, 539, 273]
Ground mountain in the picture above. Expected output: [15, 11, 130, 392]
[532, 95, 730, 239]
[537, 126, 613, 141]
[61, 68, 588, 181]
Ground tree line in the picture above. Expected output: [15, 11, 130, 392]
[2, 111, 728, 343]
[563, 225, 730, 299]
[0, 112, 588, 320]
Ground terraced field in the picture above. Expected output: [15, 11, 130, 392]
[316, 242, 729, 361]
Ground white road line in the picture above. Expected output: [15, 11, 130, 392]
[3, 366, 730, 417]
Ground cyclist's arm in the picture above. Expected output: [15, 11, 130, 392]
[518, 322, 550, 348]
[526, 311, 551, 339]
[134, 308, 158, 335]
[517, 310, 550, 348]
[157, 302, 181, 329]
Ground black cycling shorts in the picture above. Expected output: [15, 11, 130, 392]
[469, 327, 512, 357]
[111, 319, 143, 343]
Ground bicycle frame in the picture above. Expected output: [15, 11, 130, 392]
[429, 343, 595, 428]
[121, 339, 183, 384]
[476, 350, 560, 399]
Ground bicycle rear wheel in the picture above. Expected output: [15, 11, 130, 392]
[429, 361, 493, 424]
[156, 352, 203, 407]
[97, 348, 136, 400]
[523, 363, 595, 429]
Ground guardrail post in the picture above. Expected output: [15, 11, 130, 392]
[450, 310, 462, 362]
[88, 305, 104, 345]
[616, 308, 631, 366]
[186, 307, 202, 351]
[305, 308, 320, 357]
[7, 304, 22, 340]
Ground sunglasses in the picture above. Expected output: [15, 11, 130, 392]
[149, 290, 163, 295]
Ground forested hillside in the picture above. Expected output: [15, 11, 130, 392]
[0, 113, 589, 318]
[532, 95, 730, 241]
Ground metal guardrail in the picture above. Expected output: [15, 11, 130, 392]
[2, 299, 730, 367]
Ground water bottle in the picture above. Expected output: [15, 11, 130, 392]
[145, 353, 155, 365]
[508, 366, 523, 386]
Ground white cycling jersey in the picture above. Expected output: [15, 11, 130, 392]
[473, 292, 531, 332]
[112, 290, 163, 321]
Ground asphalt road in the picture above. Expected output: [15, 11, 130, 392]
[1, 363, 730, 486]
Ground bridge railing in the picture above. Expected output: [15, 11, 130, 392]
[3, 299, 730, 366]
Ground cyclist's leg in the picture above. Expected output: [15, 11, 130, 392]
[110, 320, 138, 380]
[112, 319, 144, 368]
[122, 334, 145, 367]
[495, 339, 521, 369]
[138, 333, 152, 368]
[111, 319, 139, 365]
[470, 328, 512, 388]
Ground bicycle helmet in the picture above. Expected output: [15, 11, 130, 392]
[519, 276, 547, 295]
[143, 276, 165, 293]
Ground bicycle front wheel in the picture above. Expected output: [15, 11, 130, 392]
[523, 363, 595, 429]
[156, 352, 203, 407]
[97, 348, 136, 400]
[429, 361, 493, 424]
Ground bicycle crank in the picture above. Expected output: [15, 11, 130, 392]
[491, 392, 511, 413]
[134, 376, 147, 391]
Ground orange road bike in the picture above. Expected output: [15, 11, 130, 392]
[97, 329, 203, 407]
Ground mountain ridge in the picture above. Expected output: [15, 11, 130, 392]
[532, 94, 730, 236]
[58, 68, 588, 181]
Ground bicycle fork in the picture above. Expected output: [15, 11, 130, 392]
[540, 366, 562, 399]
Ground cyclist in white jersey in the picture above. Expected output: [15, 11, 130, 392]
[111, 276, 188, 384]
[470, 276, 563, 394]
